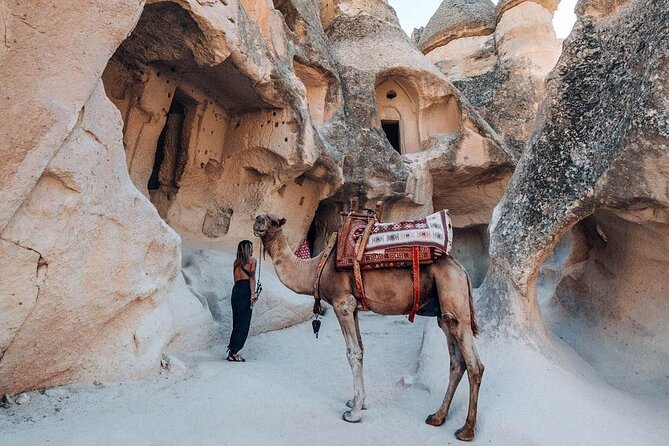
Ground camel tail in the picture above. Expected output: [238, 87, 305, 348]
[465, 269, 479, 337]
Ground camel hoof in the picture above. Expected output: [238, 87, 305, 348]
[342, 410, 362, 423]
[346, 399, 367, 410]
[425, 414, 445, 427]
[455, 427, 475, 442]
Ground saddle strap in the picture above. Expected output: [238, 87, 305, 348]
[408, 245, 420, 323]
[353, 218, 376, 311]
[314, 232, 338, 301]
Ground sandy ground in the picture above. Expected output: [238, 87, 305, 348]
[1, 310, 667, 445]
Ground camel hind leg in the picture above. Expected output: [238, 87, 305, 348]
[426, 316, 466, 427]
[452, 322, 484, 441]
[433, 259, 484, 441]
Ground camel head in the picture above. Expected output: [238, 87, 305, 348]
[253, 214, 286, 238]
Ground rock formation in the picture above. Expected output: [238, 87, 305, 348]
[418, 0, 562, 154]
[479, 0, 669, 394]
[315, 0, 515, 285]
[0, 0, 515, 394]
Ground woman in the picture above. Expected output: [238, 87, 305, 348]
[227, 240, 257, 362]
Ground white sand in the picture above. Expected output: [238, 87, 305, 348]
[1, 306, 667, 445]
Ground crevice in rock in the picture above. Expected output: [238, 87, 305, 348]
[305, 199, 341, 255]
[272, 0, 301, 35]
[0, 238, 45, 364]
[10, 12, 46, 35]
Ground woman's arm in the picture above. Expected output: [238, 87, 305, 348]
[249, 257, 257, 301]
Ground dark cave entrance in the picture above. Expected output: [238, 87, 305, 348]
[148, 93, 192, 193]
[381, 120, 401, 154]
[306, 200, 342, 256]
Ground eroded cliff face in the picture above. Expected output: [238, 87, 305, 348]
[316, 0, 515, 284]
[102, 0, 343, 251]
[478, 0, 668, 394]
[419, 0, 562, 155]
[0, 0, 517, 394]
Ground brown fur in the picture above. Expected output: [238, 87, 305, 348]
[253, 214, 484, 442]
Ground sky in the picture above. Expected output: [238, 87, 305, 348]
[388, 0, 578, 39]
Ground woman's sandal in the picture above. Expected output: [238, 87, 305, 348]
[226, 353, 245, 362]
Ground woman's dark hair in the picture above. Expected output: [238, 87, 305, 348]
[234, 240, 253, 269]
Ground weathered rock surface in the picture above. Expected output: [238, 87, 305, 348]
[419, 0, 562, 154]
[0, 81, 217, 395]
[0, 0, 516, 394]
[182, 249, 313, 337]
[479, 0, 669, 395]
[102, 0, 344, 251]
[418, 0, 496, 55]
[0, 0, 143, 233]
[316, 0, 515, 263]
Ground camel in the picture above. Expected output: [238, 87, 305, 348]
[253, 214, 484, 442]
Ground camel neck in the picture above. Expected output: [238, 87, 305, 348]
[263, 230, 322, 296]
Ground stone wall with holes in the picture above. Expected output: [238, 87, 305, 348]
[374, 76, 463, 155]
[99, 0, 343, 251]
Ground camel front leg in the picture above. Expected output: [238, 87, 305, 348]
[333, 294, 365, 423]
[346, 309, 367, 410]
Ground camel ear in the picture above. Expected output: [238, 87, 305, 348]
[278, 218, 286, 227]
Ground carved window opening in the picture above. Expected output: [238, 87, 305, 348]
[293, 59, 331, 125]
[381, 120, 401, 154]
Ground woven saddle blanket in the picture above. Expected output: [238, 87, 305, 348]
[335, 210, 453, 270]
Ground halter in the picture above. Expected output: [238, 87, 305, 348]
[255, 243, 264, 301]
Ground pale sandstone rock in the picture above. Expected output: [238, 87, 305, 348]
[0, 0, 144, 232]
[0, 82, 216, 395]
[478, 0, 669, 397]
[0, 240, 40, 355]
[181, 249, 313, 337]
[420, 0, 562, 155]
[102, 0, 343, 251]
[321, 0, 514, 216]
[314, 0, 514, 285]
[14, 393, 30, 405]
[418, 0, 496, 55]
[0, 0, 516, 394]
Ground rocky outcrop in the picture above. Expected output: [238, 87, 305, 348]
[417, 0, 496, 55]
[0, 81, 217, 395]
[102, 0, 344, 251]
[0, 0, 516, 394]
[318, 0, 515, 264]
[1, 0, 340, 394]
[479, 0, 669, 396]
[419, 0, 562, 155]
[0, 1, 142, 233]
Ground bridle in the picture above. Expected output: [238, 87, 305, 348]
[253, 221, 281, 302]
